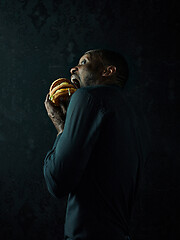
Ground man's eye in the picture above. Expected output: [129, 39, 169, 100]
[81, 59, 86, 65]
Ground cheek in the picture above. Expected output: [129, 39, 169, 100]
[79, 66, 90, 76]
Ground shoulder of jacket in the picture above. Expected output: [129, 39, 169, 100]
[72, 86, 102, 99]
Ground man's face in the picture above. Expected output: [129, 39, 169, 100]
[70, 53, 104, 88]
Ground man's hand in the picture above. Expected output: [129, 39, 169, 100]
[44, 94, 68, 135]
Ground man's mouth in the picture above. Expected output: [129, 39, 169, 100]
[71, 75, 81, 89]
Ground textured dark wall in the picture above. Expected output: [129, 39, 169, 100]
[0, 1, 179, 240]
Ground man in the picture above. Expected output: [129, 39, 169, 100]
[44, 49, 144, 240]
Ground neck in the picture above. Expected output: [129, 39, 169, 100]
[99, 77, 118, 86]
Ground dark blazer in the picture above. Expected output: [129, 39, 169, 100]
[44, 85, 145, 240]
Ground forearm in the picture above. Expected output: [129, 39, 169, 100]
[50, 117, 64, 135]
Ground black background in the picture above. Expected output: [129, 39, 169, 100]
[0, 0, 179, 239]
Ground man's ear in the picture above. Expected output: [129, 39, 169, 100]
[102, 65, 116, 77]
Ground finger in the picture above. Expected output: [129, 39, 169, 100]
[44, 95, 54, 112]
[60, 104, 66, 115]
[59, 97, 69, 107]
[46, 93, 50, 101]
[45, 94, 55, 108]
[62, 100, 69, 111]
[44, 93, 49, 104]
[46, 93, 52, 103]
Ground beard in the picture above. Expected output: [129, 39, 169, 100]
[82, 71, 101, 87]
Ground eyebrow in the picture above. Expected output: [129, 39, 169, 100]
[79, 55, 90, 64]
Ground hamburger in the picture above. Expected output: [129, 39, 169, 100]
[49, 78, 77, 106]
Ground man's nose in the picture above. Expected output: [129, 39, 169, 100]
[70, 66, 78, 75]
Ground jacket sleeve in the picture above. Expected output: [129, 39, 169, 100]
[43, 89, 104, 198]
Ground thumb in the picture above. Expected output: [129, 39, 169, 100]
[60, 102, 67, 115]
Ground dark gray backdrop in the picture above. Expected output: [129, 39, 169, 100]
[0, 0, 179, 239]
